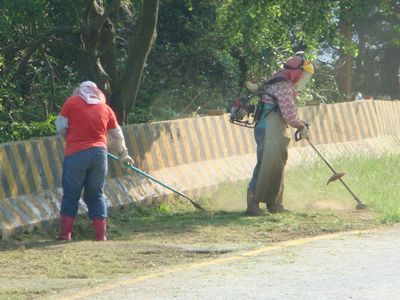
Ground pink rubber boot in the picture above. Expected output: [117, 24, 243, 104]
[59, 215, 74, 241]
[92, 218, 107, 241]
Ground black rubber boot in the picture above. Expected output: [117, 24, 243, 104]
[246, 189, 262, 216]
[268, 204, 290, 214]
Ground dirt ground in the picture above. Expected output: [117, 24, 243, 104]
[78, 224, 400, 300]
[0, 196, 379, 300]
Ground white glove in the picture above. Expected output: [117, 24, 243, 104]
[55, 115, 69, 139]
[107, 126, 135, 164]
[123, 155, 135, 166]
[119, 150, 135, 165]
[300, 126, 309, 140]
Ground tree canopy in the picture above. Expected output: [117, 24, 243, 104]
[0, 0, 399, 142]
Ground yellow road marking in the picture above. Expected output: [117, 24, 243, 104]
[57, 228, 379, 300]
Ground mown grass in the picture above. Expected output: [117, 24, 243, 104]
[0, 154, 397, 299]
[185, 153, 400, 223]
[284, 153, 400, 222]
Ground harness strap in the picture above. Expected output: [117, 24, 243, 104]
[258, 100, 278, 122]
[266, 77, 289, 85]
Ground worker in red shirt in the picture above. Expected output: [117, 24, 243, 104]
[55, 81, 134, 241]
[246, 52, 314, 215]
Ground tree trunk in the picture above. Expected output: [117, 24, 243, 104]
[81, 0, 113, 95]
[230, 47, 248, 88]
[337, 7, 353, 102]
[110, 0, 160, 124]
[379, 44, 400, 99]
[99, 17, 118, 100]
[354, 26, 366, 93]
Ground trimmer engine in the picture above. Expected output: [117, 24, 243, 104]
[229, 93, 262, 128]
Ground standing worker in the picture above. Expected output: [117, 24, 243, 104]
[55, 81, 134, 241]
[246, 52, 314, 215]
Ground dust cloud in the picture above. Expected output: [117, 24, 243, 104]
[203, 182, 356, 213]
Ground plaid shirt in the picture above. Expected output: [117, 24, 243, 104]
[261, 81, 303, 129]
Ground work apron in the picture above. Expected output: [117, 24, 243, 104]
[254, 110, 291, 209]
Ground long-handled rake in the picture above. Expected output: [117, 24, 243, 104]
[107, 153, 206, 211]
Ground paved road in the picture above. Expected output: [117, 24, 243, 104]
[62, 225, 400, 300]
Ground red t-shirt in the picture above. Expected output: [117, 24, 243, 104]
[60, 96, 118, 156]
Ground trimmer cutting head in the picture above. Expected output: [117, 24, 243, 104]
[325, 172, 367, 209]
[327, 172, 346, 185]
[303, 137, 367, 210]
[356, 202, 368, 210]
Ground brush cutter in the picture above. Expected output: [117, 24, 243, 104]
[107, 153, 206, 211]
[295, 131, 367, 210]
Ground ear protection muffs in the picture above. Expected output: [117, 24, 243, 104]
[284, 51, 314, 74]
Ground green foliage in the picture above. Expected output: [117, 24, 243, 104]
[128, 105, 154, 124]
[135, 0, 241, 121]
[0, 115, 57, 143]
[0, 0, 82, 142]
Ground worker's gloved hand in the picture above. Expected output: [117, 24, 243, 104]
[301, 120, 310, 139]
[295, 120, 310, 141]
[123, 155, 135, 166]
[300, 126, 309, 140]
[119, 150, 135, 166]
[301, 120, 310, 128]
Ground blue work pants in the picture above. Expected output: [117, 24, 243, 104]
[60, 147, 108, 219]
[248, 103, 277, 191]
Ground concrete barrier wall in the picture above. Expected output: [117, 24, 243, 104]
[0, 100, 399, 238]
